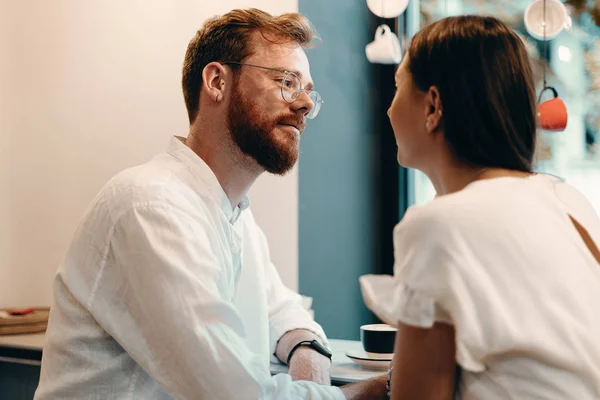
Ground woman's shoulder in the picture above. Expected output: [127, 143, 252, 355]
[393, 198, 469, 248]
[394, 174, 561, 240]
[397, 185, 494, 229]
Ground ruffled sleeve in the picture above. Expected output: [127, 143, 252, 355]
[359, 205, 487, 372]
[360, 274, 451, 328]
[360, 206, 454, 326]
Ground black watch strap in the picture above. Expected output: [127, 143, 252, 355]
[286, 339, 332, 365]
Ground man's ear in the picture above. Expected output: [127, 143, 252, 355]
[202, 62, 229, 103]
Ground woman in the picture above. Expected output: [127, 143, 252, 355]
[360, 15, 600, 399]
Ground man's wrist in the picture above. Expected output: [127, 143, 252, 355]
[286, 339, 332, 365]
[287, 346, 333, 385]
[275, 329, 323, 365]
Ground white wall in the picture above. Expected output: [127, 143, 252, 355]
[0, 0, 299, 308]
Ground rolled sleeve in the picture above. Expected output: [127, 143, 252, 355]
[265, 259, 329, 364]
[244, 212, 329, 364]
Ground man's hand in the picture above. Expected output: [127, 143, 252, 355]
[275, 329, 332, 385]
[287, 346, 332, 385]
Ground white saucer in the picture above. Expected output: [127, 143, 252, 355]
[346, 349, 392, 370]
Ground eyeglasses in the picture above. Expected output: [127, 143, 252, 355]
[223, 61, 323, 119]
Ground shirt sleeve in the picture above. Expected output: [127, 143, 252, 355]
[243, 213, 329, 363]
[360, 204, 486, 372]
[265, 259, 329, 363]
[360, 205, 454, 329]
[86, 203, 344, 400]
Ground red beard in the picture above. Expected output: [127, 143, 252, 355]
[227, 81, 305, 175]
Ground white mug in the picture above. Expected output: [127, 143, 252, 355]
[524, 0, 569, 41]
[367, 0, 409, 18]
[365, 24, 402, 65]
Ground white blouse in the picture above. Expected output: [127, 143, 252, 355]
[361, 174, 600, 399]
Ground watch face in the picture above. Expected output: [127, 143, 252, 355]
[311, 340, 332, 358]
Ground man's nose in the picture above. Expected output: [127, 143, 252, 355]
[291, 90, 314, 117]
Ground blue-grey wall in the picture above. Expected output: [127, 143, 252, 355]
[298, 1, 399, 340]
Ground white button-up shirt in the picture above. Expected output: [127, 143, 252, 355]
[35, 137, 345, 400]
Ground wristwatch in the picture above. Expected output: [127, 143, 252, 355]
[286, 339, 333, 365]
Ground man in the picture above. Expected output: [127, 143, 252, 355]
[35, 8, 387, 400]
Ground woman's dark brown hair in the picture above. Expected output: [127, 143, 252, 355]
[408, 15, 537, 172]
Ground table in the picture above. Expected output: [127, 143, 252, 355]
[0, 332, 44, 366]
[0, 334, 383, 384]
[0, 333, 45, 399]
[270, 339, 384, 384]
[0, 333, 46, 352]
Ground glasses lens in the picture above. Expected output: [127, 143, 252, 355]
[281, 72, 301, 103]
[307, 91, 322, 119]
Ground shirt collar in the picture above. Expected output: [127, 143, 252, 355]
[167, 136, 250, 224]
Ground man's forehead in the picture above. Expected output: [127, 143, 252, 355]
[248, 30, 300, 56]
[246, 31, 313, 81]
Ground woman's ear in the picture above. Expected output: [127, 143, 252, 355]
[424, 86, 443, 133]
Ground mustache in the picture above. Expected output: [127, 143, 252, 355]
[277, 115, 306, 131]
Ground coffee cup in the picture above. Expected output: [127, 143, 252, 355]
[360, 323, 397, 358]
[365, 25, 401, 65]
[367, 0, 409, 18]
[524, 0, 569, 41]
[537, 86, 568, 132]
